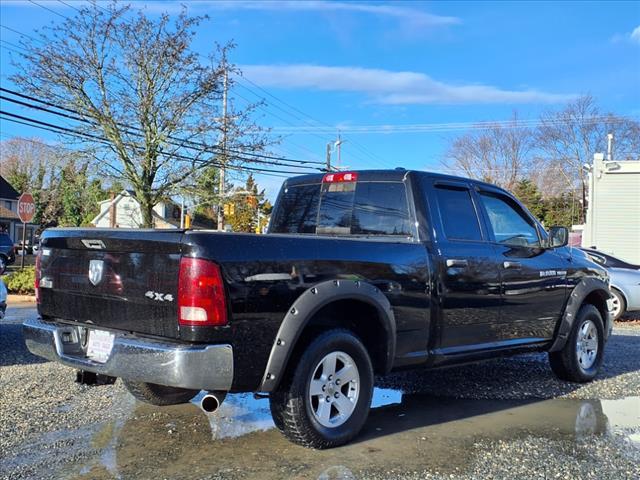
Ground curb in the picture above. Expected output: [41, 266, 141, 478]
[7, 294, 37, 303]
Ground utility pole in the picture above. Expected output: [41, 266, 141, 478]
[326, 142, 332, 171]
[217, 62, 228, 231]
[180, 196, 185, 229]
[335, 135, 343, 169]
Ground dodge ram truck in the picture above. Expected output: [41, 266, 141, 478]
[24, 169, 614, 448]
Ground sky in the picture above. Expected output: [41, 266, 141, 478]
[1, 0, 639, 199]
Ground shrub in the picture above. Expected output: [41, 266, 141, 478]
[4, 267, 36, 295]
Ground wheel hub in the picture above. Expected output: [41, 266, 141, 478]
[308, 351, 360, 428]
[576, 319, 598, 370]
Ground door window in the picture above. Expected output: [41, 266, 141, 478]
[479, 192, 540, 247]
[434, 186, 483, 241]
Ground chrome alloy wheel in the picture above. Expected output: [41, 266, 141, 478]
[611, 294, 622, 319]
[576, 319, 598, 370]
[308, 351, 360, 428]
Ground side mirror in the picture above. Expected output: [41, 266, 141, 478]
[547, 226, 569, 248]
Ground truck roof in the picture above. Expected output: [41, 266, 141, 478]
[285, 169, 499, 189]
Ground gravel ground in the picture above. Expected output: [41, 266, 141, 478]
[1, 304, 639, 480]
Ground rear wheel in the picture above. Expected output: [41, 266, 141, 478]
[549, 304, 605, 383]
[122, 379, 199, 406]
[610, 289, 626, 320]
[269, 329, 374, 449]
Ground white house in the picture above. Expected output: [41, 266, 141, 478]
[0, 175, 37, 244]
[582, 153, 640, 264]
[91, 190, 181, 229]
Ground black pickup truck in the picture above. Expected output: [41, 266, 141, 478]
[24, 169, 614, 448]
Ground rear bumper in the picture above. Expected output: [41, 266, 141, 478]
[23, 317, 233, 391]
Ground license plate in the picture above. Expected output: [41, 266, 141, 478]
[86, 329, 115, 363]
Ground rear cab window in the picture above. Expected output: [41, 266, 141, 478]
[269, 174, 413, 238]
[433, 186, 483, 242]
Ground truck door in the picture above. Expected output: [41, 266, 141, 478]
[426, 180, 503, 351]
[475, 187, 567, 341]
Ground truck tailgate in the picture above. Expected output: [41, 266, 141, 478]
[38, 229, 184, 339]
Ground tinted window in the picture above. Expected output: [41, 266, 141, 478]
[479, 192, 540, 247]
[0, 234, 12, 246]
[269, 183, 321, 234]
[351, 183, 411, 236]
[317, 182, 356, 235]
[270, 180, 412, 236]
[435, 186, 483, 241]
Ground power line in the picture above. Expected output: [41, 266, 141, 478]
[27, 0, 68, 19]
[0, 87, 326, 167]
[236, 76, 391, 168]
[267, 115, 639, 135]
[56, 0, 82, 13]
[0, 24, 42, 43]
[0, 110, 316, 178]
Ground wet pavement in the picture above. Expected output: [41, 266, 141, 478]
[1, 304, 639, 479]
[8, 390, 638, 480]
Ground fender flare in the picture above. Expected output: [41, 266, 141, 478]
[258, 279, 396, 392]
[549, 277, 612, 352]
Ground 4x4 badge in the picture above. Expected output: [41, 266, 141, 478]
[88, 259, 104, 286]
[145, 291, 174, 302]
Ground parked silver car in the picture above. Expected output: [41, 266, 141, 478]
[580, 248, 640, 320]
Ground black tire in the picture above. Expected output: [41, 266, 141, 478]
[549, 304, 605, 383]
[122, 379, 199, 406]
[610, 288, 627, 321]
[269, 329, 374, 449]
[0, 256, 6, 275]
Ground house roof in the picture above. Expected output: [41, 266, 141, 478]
[0, 205, 19, 220]
[91, 190, 174, 226]
[0, 176, 20, 200]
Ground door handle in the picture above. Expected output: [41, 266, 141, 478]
[503, 261, 522, 269]
[446, 259, 468, 268]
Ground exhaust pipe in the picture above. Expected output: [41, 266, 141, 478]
[200, 391, 227, 413]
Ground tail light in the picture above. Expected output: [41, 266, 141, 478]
[34, 250, 42, 304]
[178, 257, 228, 327]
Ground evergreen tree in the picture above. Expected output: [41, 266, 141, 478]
[513, 178, 546, 222]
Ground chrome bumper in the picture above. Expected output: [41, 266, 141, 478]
[23, 317, 233, 391]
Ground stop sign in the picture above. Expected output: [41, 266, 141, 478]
[17, 193, 35, 223]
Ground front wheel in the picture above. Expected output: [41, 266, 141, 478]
[269, 329, 374, 449]
[610, 289, 626, 320]
[0, 256, 6, 275]
[549, 304, 605, 383]
[122, 379, 199, 406]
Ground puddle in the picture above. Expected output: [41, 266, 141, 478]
[55, 391, 639, 479]
[190, 388, 405, 441]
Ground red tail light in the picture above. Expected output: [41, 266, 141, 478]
[323, 172, 358, 183]
[178, 257, 228, 327]
[34, 250, 42, 304]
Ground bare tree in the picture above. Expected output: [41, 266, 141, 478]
[1, 138, 56, 193]
[443, 113, 533, 190]
[536, 94, 640, 221]
[10, 3, 269, 227]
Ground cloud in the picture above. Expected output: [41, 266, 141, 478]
[611, 25, 640, 45]
[133, 1, 460, 29]
[240, 64, 575, 105]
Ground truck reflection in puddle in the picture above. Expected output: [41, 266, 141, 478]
[72, 390, 638, 480]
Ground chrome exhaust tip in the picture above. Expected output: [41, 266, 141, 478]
[200, 391, 226, 413]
